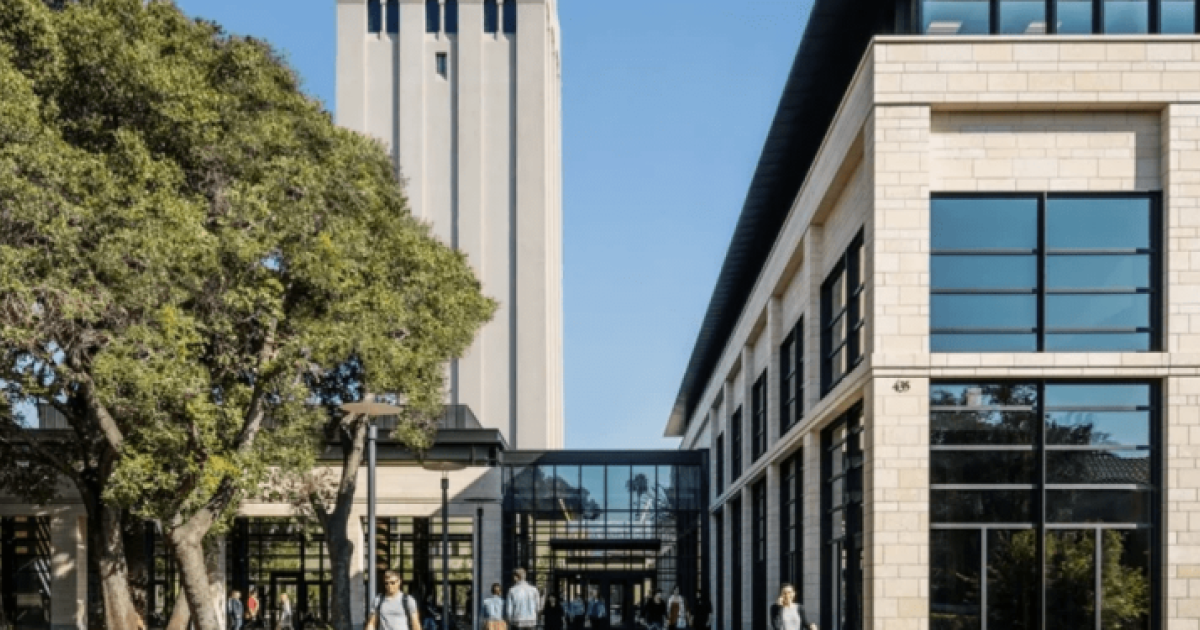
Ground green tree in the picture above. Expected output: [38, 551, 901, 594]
[0, 3, 495, 630]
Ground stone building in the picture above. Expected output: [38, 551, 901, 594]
[665, 1, 1200, 629]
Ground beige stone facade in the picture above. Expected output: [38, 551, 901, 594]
[679, 37, 1200, 630]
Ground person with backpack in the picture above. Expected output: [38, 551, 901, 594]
[366, 570, 422, 630]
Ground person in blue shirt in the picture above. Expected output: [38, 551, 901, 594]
[586, 587, 608, 630]
[226, 590, 244, 630]
[505, 568, 540, 629]
[481, 582, 507, 630]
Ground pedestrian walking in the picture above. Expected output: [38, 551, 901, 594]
[366, 570, 422, 630]
[567, 592, 586, 630]
[769, 583, 816, 630]
[227, 590, 245, 630]
[641, 590, 667, 630]
[278, 592, 294, 630]
[585, 587, 608, 630]
[543, 594, 566, 630]
[481, 583, 508, 630]
[667, 586, 687, 629]
[247, 587, 261, 628]
[505, 568, 540, 630]
[688, 593, 711, 630]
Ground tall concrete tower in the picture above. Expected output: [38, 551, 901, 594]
[336, 0, 564, 449]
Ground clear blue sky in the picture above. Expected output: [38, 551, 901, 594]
[174, 0, 813, 450]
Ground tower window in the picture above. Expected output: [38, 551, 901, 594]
[444, 0, 459, 34]
[484, 0, 499, 33]
[386, 0, 399, 34]
[425, 0, 440, 33]
[503, 0, 517, 33]
[367, 0, 382, 33]
[436, 53, 448, 78]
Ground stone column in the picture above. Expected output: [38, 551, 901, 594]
[48, 509, 87, 630]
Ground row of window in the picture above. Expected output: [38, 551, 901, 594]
[920, 0, 1198, 35]
[367, 0, 516, 35]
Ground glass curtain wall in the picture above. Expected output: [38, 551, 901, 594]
[930, 382, 1158, 630]
[228, 518, 334, 628]
[823, 405, 864, 630]
[501, 456, 705, 620]
[0, 517, 51, 630]
[922, 0, 1198, 33]
[373, 517, 475, 622]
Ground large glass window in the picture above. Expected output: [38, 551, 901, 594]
[751, 373, 768, 462]
[1, 517, 51, 630]
[715, 433, 725, 495]
[922, 0, 992, 33]
[444, 0, 458, 34]
[780, 452, 803, 593]
[822, 231, 865, 394]
[1058, 0, 1097, 31]
[502, 0, 517, 34]
[1162, 0, 1198, 31]
[1001, 0, 1050, 32]
[780, 320, 804, 436]
[425, 0, 440, 33]
[484, 0, 499, 33]
[930, 382, 1158, 630]
[752, 480, 768, 630]
[1104, 0, 1151, 32]
[730, 495, 743, 630]
[931, 194, 1158, 353]
[367, 0, 383, 33]
[386, 0, 400, 34]
[730, 407, 743, 481]
[823, 404, 864, 630]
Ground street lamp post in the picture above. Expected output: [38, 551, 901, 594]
[422, 461, 467, 630]
[339, 395, 402, 612]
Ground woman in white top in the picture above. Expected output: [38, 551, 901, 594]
[667, 586, 687, 629]
[769, 583, 816, 630]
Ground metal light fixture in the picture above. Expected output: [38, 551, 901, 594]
[340, 394, 402, 608]
[422, 460, 467, 630]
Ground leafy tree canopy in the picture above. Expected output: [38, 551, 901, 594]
[0, 0, 495, 526]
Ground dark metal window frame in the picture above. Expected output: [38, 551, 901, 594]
[929, 379, 1162, 630]
[751, 478, 769, 630]
[780, 450, 804, 597]
[385, 0, 400, 34]
[780, 319, 804, 436]
[751, 372, 768, 462]
[715, 433, 725, 495]
[931, 192, 1162, 352]
[730, 494, 743, 630]
[916, 0, 1199, 34]
[821, 403, 865, 630]
[821, 230, 866, 396]
[714, 507, 725, 630]
[444, 0, 459, 34]
[730, 407, 743, 482]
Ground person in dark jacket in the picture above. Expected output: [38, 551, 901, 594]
[641, 590, 667, 630]
[689, 593, 712, 630]
[769, 583, 816, 630]
[543, 593, 567, 630]
[227, 590, 245, 630]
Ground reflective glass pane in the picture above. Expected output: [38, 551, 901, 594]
[1046, 530, 1097, 629]
[932, 294, 1038, 330]
[1101, 529, 1152, 630]
[1045, 294, 1150, 330]
[1045, 332, 1152, 351]
[932, 410, 1038, 446]
[932, 255, 1037, 290]
[1000, 0, 1049, 33]
[931, 490, 1034, 523]
[631, 466, 656, 515]
[1046, 197, 1152, 249]
[535, 466, 556, 511]
[1046, 490, 1152, 523]
[1046, 411, 1151, 446]
[932, 382, 1039, 407]
[987, 530, 1040, 629]
[923, 0, 991, 34]
[1163, 0, 1198, 32]
[1058, 0, 1096, 32]
[581, 466, 605, 512]
[658, 465, 676, 511]
[932, 197, 1039, 250]
[1047, 450, 1150, 485]
[606, 465, 631, 512]
[932, 333, 1039, 353]
[932, 450, 1036, 484]
[1046, 255, 1150, 290]
[1104, 0, 1150, 33]
[1045, 383, 1151, 408]
[931, 530, 981, 630]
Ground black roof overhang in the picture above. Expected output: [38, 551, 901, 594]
[318, 428, 509, 467]
[666, 0, 900, 437]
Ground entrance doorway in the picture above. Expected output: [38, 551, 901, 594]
[556, 572, 653, 630]
[269, 571, 330, 629]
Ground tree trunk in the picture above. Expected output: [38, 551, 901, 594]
[169, 512, 222, 630]
[320, 416, 368, 630]
[85, 496, 144, 630]
[166, 596, 191, 630]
